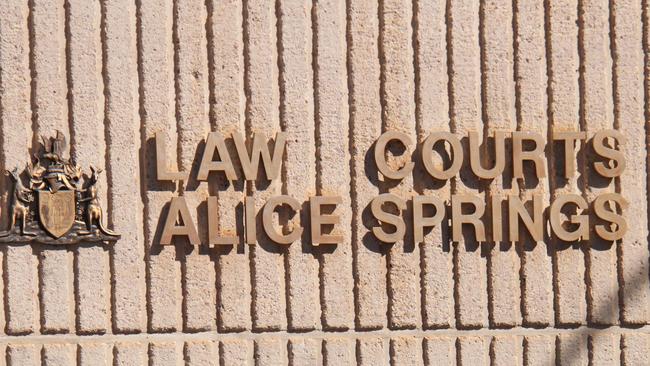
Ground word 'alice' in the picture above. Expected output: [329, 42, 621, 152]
[156, 129, 627, 246]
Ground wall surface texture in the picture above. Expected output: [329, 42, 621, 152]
[0, 0, 648, 364]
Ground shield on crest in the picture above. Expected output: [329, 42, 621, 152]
[39, 190, 75, 238]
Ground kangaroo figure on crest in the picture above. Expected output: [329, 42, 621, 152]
[78, 165, 116, 236]
[0, 167, 36, 237]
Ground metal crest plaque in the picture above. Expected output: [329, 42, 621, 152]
[0, 131, 119, 245]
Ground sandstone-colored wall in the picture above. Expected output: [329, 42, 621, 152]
[0, 0, 648, 364]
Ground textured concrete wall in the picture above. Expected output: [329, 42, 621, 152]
[0, 0, 648, 364]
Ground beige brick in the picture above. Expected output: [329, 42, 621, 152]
[381, 0, 420, 330]
[581, 0, 618, 327]
[42, 344, 75, 366]
[348, 0, 386, 330]
[65, 0, 111, 336]
[391, 337, 423, 365]
[314, 0, 355, 331]
[220, 340, 253, 366]
[255, 339, 287, 366]
[523, 336, 554, 366]
[175, 0, 216, 332]
[184, 341, 217, 366]
[150, 342, 182, 366]
[514, 0, 553, 327]
[622, 333, 650, 365]
[139, 0, 183, 332]
[483, 0, 520, 329]
[113, 342, 147, 366]
[288, 338, 321, 365]
[245, 0, 287, 332]
[457, 337, 488, 366]
[548, 0, 587, 326]
[278, 0, 319, 331]
[613, 0, 650, 325]
[589, 333, 619, 366]
[449, 0, 488, 329]
[323, 338, 354, 366]
[0, 344, 6, 366]
[3, 246, 37, 334]
[103, 0, 146, 332]
[490, 336, 522, 366]
[357, 338, 388, 366]
[0, 0, 37, 336]
[30, 0, 74, 334]
[209, 0, 251, 333]
[6, 344, 40, 366]
[423, 337, 455, 366]
[414, 0, 454, 331]
[78, 343, 111, 366]
[557, 334, 588, 366]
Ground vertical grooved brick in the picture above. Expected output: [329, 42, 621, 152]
[103, 0, 146, 332]
[588, 333, 619, 365]
[490, 336, 522, 366]
[414, 0, 454, 330]
[6, 344, 39, 366]
[380, 0, 419, 330]
[255, 339, 287, 366]
[548, 0, 587, 326]
[220, 340, 253, 366]
[68, 0, 110, 334]
[622, 333, 649, 365]
[423, 337, 455, 366]
[457, 336, 488, 366]
[580, 0, 618, 327]
[390, 337, 423, 365]
[149, 342, 182, 366]
[78, 343, 111, 366]
[515, 0, 553, 328]
[558, 334, 588, 365]
[449, 0, 489, 329]
[42, 344, 75, 366]
[30, 0, 73, 334]
[184, 341, 217, 366]
[482, 0, 520, 328]
[523, 335, 554, 366]
[314, 0, 355, 331]
[175, 0, 216, 332]
[278, 0, 319, 331]
[139, 0, 183, 332]
[0, 0, 37, 335]
[348, 0, 386, 330]
[613, 0, 650, 325]
[323, 338, 354, 366]
[288, 338, 321, 365]
[208, 0, 251, 333]
[245, 0, 287, 332]
[357, 337, 388, 366]
[113, 342, 147, 366]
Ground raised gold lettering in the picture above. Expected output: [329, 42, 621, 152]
[371, 193, 406, 243]
[593, 129, 626, 178]
[160, 196, 200, 245]
[310, 196, 343, 245]
[549, 194, 589, 241]
[197, 132, 237, 181]
[262, 195, 302, 244]
[451, 194, 486, 242]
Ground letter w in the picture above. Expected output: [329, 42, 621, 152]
[233, 132, 287, 181]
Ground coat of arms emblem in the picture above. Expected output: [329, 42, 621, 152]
[0, 131, 119, 245]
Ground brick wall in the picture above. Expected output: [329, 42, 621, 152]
[0, 0, 648, 364]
